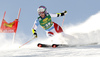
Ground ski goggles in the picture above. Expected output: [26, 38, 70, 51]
[39, 12, 45, 15]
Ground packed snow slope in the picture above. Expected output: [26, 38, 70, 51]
[0, 12, 100, 57]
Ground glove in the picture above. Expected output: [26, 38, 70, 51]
[63, 10, 67, 15]
[32, 29, 37, 38]
[57, 10, 67, 17]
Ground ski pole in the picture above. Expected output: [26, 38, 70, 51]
[19, 36, 36, 48]
[62, 15, 66, 27]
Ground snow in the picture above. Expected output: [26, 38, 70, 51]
[0, 45, 100, 57]
[0, 12, 100, 57]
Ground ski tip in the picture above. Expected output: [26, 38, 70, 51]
[52, 45, 57, 48]
[38, 44, 42, 47]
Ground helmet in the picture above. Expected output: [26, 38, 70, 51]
[37, 6, 47, 15]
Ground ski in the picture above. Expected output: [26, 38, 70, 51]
[37, 43, 52, 47]
[37, 43, 76, 48]
[52, 44, 76, 48]
[37, 43, 98, 48]
[52, 43, 98, 48]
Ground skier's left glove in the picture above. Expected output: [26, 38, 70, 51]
[32, 29, 37, 38]
[57, 10, 67, 17]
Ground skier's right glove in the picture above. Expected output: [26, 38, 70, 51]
[63, 10, 67, 15]
[32, 29, 37, 38]
[57, 10, 67, 17]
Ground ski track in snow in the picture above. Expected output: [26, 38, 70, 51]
[0, 12, 100, 57]
[0, 45, 100, 57]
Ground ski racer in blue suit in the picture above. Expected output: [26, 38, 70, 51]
[32, 6, 67, 38]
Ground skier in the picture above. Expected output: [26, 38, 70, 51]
[32, 6, 67, 38]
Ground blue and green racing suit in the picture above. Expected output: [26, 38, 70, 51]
[32, 13, 63, 37]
